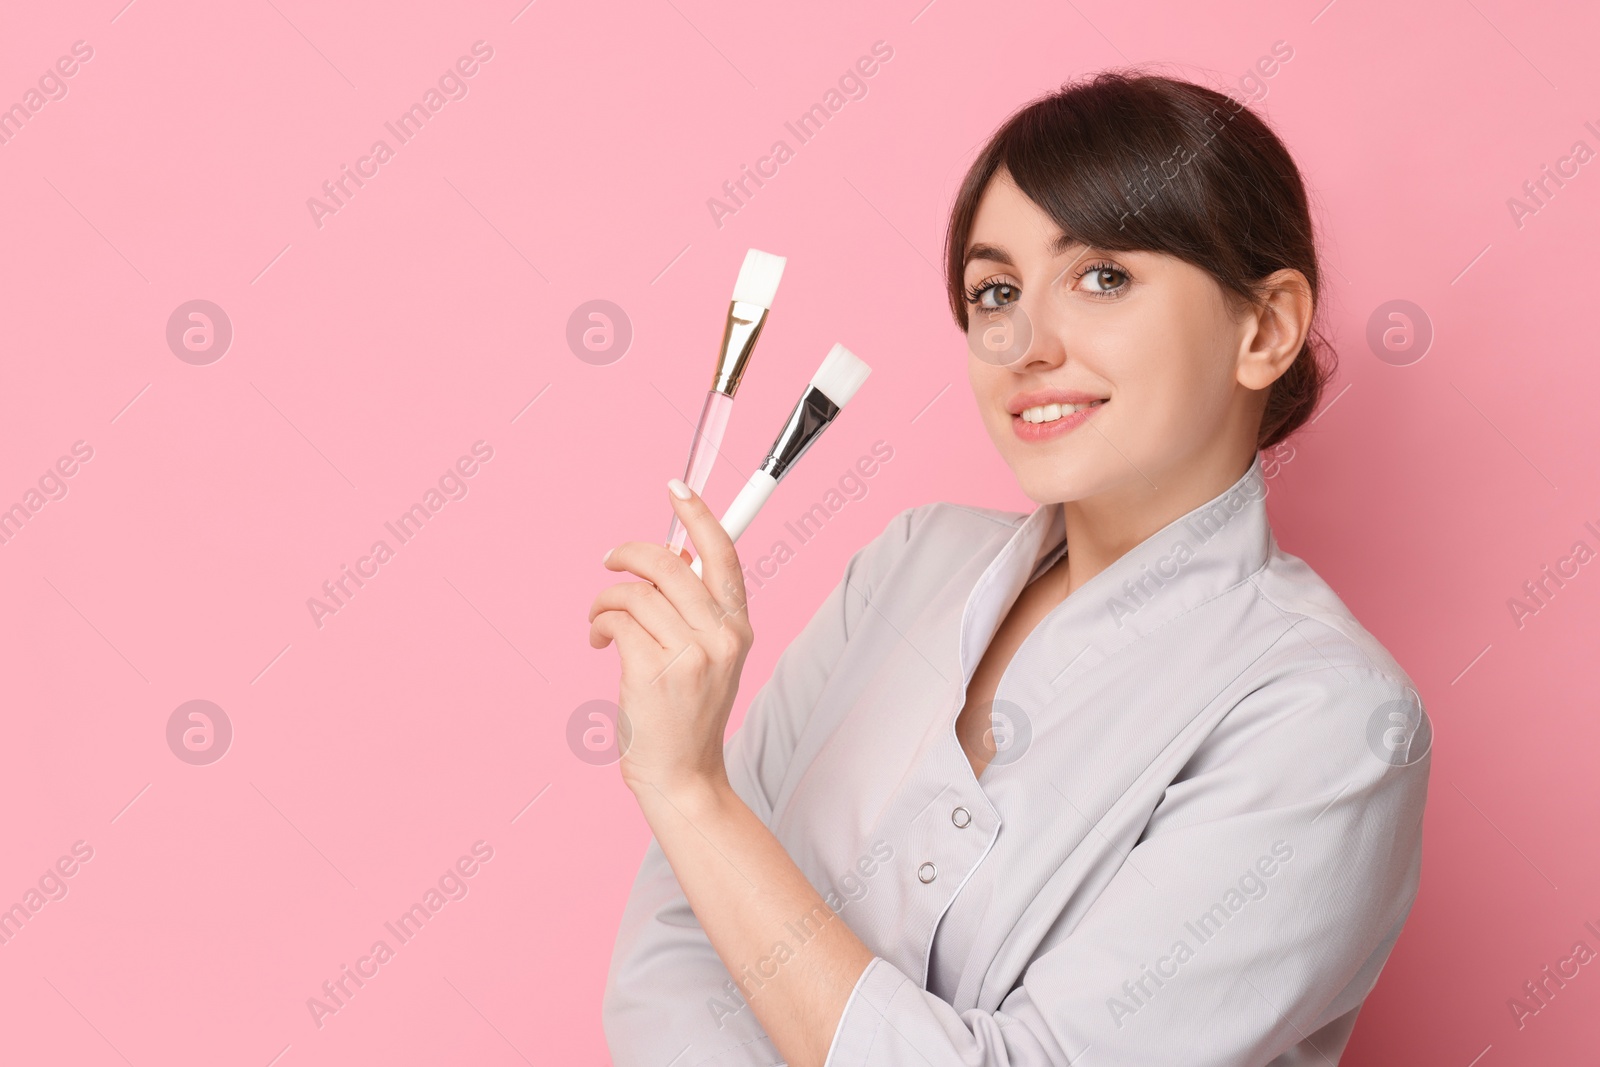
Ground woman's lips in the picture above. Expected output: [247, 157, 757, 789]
[1011, 400, 1106, 441]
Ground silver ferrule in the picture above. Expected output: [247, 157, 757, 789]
[711, 299, 773, 396]
[760, 386, 842, 482]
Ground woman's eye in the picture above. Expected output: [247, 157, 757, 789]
[1079, 265, 1129, 294]
[971, 281, 1019, 309]
[984, 283, 1019, 308]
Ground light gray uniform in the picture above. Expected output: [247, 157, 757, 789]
[603, 453, 1432, 1066]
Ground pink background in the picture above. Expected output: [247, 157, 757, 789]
[2, 0, 1596, 1063]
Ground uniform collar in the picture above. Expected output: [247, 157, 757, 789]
[959, 452, 1275, 689]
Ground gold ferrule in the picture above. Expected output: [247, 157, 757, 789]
[710, 300, 772, 396]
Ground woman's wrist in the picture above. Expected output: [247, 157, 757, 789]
[626, 768, 735, 823]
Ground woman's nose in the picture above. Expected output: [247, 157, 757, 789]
[966, 285, 1070, 370]
[1012, 292, 1068, 371]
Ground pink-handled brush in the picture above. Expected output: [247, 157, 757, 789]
[664, 248, 787, 555]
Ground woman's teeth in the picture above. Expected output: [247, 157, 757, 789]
[1018, 399, 1106, 423]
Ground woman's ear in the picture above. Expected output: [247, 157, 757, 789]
[1235, 269, 1313, 391]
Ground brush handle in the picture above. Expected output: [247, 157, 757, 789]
[689, 469, 778, 577]
[665, 388, 734, 555]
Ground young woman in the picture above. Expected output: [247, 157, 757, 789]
[592, 70, 1431, 1067]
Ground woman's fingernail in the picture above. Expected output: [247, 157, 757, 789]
[602, 547, 613, 565]
[668, 478, 692, 500]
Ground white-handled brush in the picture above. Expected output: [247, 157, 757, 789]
[691, 343, 872, 577]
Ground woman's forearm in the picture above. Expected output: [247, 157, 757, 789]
[630, 774, 876, 1067]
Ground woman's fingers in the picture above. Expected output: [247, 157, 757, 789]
[599, 541, 723, 633]
[588, 581, 687, 650]
[600, 513, 728, 637]
[592, 480, 751, 652]
[664, 478, 750, 634]
[590, 607, 655, 658]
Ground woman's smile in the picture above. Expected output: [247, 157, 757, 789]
[1011, 397, 1107, 441]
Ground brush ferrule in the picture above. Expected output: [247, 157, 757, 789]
[711, 300, 772, 396]
[761, 386, 842, 481]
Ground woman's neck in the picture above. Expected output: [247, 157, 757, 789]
[1055, 445, 1257, 600]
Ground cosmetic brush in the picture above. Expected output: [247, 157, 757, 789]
[665, 248, 788, 556]
[690, 342, 871, 577]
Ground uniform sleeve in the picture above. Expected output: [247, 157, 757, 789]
[822, 663, 1432, 1067]
[602, 506, 923, 1067]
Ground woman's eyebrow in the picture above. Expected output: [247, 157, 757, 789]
[964, 242, 1013, 267]
[964, 234, 1085, 268]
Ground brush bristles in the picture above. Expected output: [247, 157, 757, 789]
[810, 343, 872, 407]
[732, 249, 787, 309]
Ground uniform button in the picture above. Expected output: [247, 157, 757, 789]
[951, 806, 972, 829]
[917, 861, 937, 884]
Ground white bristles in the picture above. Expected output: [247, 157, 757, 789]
[809, 343, 872, 407]
[731, 248, 787, 309]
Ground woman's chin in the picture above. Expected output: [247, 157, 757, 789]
[1012, 470, 1094, 506]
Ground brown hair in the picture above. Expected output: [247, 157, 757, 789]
[943, 69, 1334, 452]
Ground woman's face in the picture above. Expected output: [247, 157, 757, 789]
[963, 169, 1269, 506]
